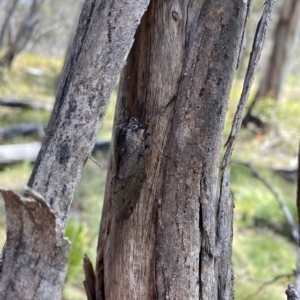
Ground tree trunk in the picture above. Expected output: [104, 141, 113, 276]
[254, 0, 300, 101]
[0, 0, 42, 67]
[0, 0, 149, 298]
[0, 0, 20, 48]
[96, 0, 249, 299]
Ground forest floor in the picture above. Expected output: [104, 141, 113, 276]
[0, 53, 299, 300]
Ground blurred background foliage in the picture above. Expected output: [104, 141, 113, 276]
[0, 0, 300, 299]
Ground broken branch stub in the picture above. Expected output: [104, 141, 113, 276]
[0, 187, 70, 299]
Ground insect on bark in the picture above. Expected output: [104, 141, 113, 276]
[111, 97, 176, 223]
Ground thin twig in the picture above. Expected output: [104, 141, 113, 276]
[89, 155, 103, 169]
[152, 138, 176, 165]
[243, 273, 294, 300]
[222, 0, 276, 169]
[233, 160, 299, 244]
[236, 0, 253, 70]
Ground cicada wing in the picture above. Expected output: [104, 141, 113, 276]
[112, 142, 145, 222]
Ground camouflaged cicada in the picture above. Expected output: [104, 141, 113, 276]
[111, 117, 149, 222]
[111, 97, 176, 222]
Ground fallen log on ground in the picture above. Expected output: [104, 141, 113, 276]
[0, 141, 110, 164]
[0, 97, 53, 111]
[0, 123, 48, 139]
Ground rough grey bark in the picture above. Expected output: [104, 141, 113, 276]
[96, 0, 255, 299]
[27, 0, 150, 238]
[253, 0, 300, 102]
[0, 0, 149, 298]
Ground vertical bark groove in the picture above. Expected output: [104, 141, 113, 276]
[97, 0, 247, 299]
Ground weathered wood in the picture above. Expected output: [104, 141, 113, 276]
[0, 0, 149, 298]
[83, 255, 96, 300]
[218, 3, 275, 298]
[96, 0, 250, 299]
[26, 0, 150, 236]
[0, 187, 70, 300]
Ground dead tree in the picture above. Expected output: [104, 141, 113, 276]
[244, 0, 300, 127]
[0, 0, 20, 48]
[94, 0, 275, 299]
[256, 0, 300, 100]
[0, 0, 43, 67]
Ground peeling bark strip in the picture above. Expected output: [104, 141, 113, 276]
[0, 187, 70, 299]
[96, 0, 249, 299]
[83, 255, 96, 300]
[0, 0, 150, 298]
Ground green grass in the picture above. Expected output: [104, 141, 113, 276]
[233, 228, 295, 300]
[0, 52, 299, 299]
[62, 153, 108, 299]
[0, 52, 62, 100]
[230, 162, 297, 299]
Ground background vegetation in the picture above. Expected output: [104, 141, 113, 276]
[0, 0, 300, 299]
